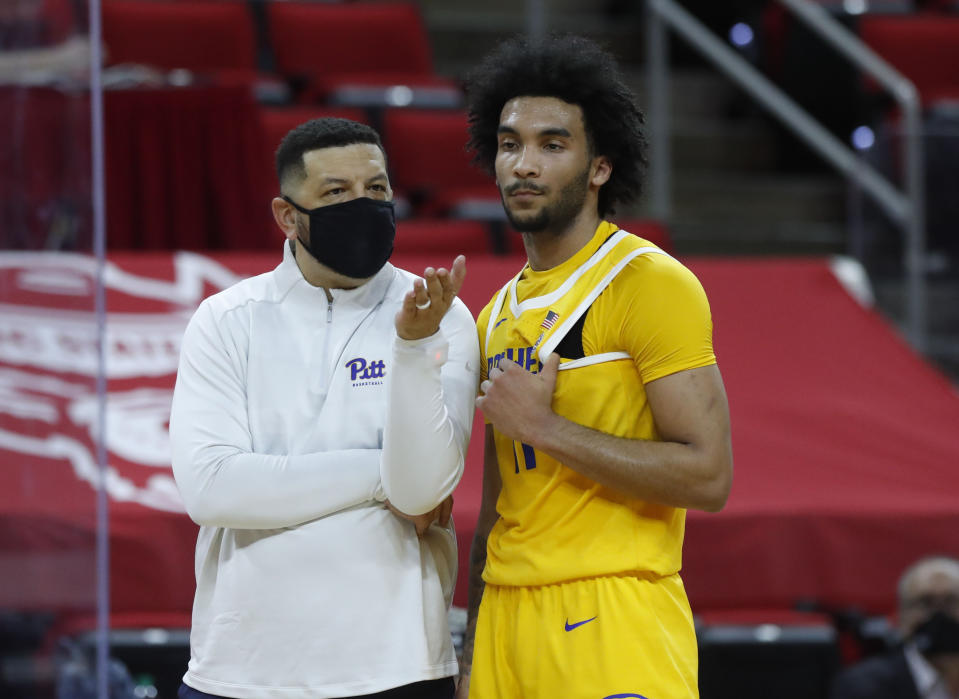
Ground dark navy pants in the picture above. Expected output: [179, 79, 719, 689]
[179, 677, 455, 699]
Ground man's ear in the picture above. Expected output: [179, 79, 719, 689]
[272, 197, 297, 241]
[590, 156, 612, 188]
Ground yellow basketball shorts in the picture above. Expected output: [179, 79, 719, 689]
[468, 574, 699, 699]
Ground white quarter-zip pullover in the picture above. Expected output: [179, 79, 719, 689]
[170, 243, 479, 698]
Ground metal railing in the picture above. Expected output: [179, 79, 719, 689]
[645, 0, 926, 350]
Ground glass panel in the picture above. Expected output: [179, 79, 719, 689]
[0, 0, 105, 696]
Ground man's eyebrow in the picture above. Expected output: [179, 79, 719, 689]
[320, 174, 387, 185]
[495, 125, 573, 138]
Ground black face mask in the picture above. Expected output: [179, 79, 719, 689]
[284, 195, 395, 279]
[913, 611, 959, 657]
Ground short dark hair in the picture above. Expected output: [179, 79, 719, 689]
[275, 117, 386, 192]
[465, 34, 647, 217]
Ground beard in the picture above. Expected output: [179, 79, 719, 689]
[501, 164, 592, 235]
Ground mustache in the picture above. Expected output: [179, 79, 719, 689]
[504, 181, 547, 195]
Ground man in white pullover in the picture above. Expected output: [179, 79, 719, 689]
[169, 118, 480, 699]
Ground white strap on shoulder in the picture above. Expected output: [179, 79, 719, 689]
[484, 280, 513, 359]
[557, 351, 631, 371]
[508, 230, 632, 316]
[537, 245, 669, 364]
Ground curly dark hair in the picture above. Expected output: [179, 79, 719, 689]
[275, 117, 385, 192]
[465, 34, 647, 217]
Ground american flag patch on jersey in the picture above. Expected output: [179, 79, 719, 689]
[541, 310, 560, 330]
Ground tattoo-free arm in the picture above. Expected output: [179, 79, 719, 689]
[478, 357, 733, 513]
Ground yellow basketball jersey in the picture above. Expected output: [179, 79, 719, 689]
[477, 221, 716, 587]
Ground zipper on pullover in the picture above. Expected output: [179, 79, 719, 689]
[314, 289, 335, 400]
[324, 288, 334, 324]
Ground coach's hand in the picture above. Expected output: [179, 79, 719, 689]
[395, 255, 466, 341]
[476, 352, 561, 445]
[385, 494, 454, 537]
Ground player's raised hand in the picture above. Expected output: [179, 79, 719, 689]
[395, 255, 466, 341]
[476, 352, 560, 444]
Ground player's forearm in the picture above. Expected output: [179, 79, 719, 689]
[528, 412, 731, 512]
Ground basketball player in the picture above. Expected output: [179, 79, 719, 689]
[456, 36, 734, 699]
